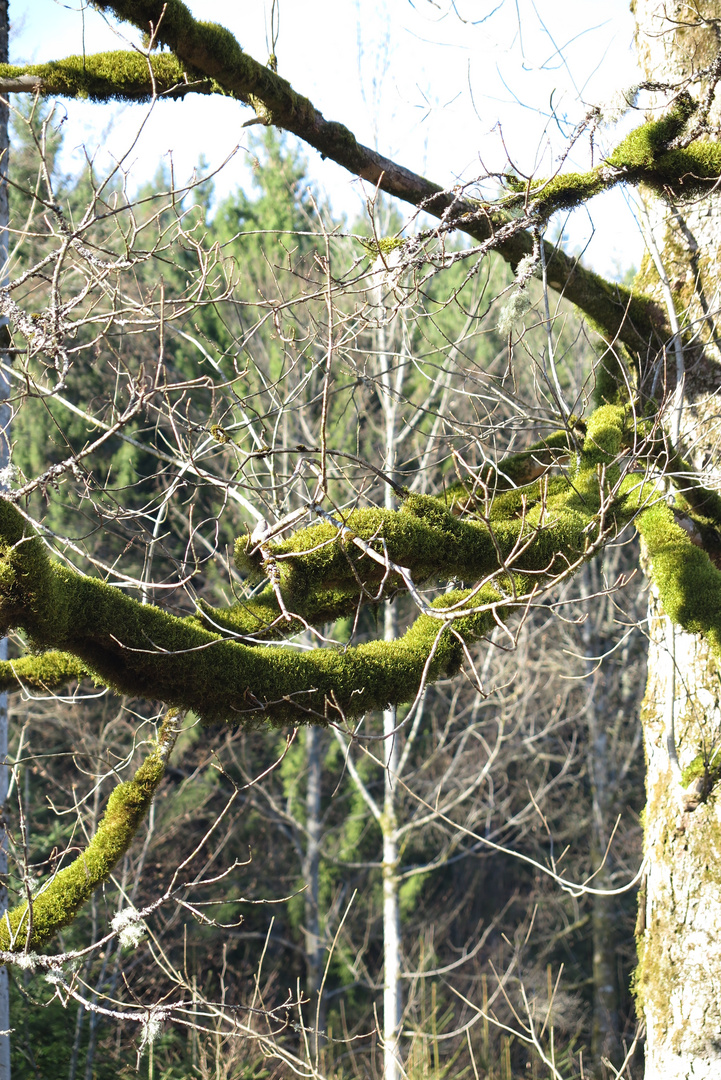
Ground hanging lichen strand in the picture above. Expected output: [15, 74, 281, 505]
[0, 712, 179, 951]
[0, 404, 717, 727]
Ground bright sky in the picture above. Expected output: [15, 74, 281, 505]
[12, 0, 644, 279]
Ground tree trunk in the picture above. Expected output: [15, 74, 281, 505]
[376, 249, 402, 1080]
[632, 4, 721, 1076]
[302, 723, 325, 1047]
[381, 653, 402, 1080]
[582, 563, 622, 1073]
[0, 0, 10, 1074]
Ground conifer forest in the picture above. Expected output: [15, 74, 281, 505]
[5, 1, 721, 1077]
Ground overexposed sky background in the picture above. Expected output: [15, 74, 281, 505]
[12, 0, 644, 278]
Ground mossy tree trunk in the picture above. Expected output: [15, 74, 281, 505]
[632, 3, 721, 1076]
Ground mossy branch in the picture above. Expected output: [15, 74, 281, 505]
[31, 1, 663, 362]
[1, 712, 179, 952]
[509, 136, 721, 219]
[0, 409, 641, 724]
[198, 416, 631, 640]
[0, 53, 220, 101]
[5, 405, 717, 719]
[443, 426, 584, 507]
[0, 651, 88, 693]
[636, 500, 721, 653]
[233, 491, 591, 606]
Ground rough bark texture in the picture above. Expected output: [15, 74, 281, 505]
[633, 3, 721, 1076]
[638, 597, 721, 1078]
[0, 0, 10, 1072]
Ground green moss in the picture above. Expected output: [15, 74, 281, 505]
[0, 52, 220, 102]
[193, 585, 364, 640]
[210, 424, 232, 444]
[236, 491, 595, 611]
[92, 0, 289, 118]
[0, 464, 634, 724]
[647, 440, 721, 549]
[497, 97, 698, 221]
[607, 93, 696, 170]
[445, 429, 582, 508]
[642, 142, 721, 200]
[580, 403, 627, 466]
[498, 95, 719, 234]
[1, 727, 170, 951]
[0, 651, 87, 693]
[681, 752, 708, 789]
[529, 170, 607, 214]
[636, 499, 721, 653]
[603, 94, 721, 201]
[0, 397, 713, 726]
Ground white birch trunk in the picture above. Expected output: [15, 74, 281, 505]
[377, 253, 402, 1080]
[381, 602, 401, 1080]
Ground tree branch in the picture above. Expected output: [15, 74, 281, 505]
[0, 407, 643, 725]
[24, 0, 667, 359]
[0, 711, 179, 951]
[0, 52, 218, 101]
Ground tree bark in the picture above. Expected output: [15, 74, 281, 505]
[0, 0, 10, 1073]
[376, 253, 402, 1080]
[582, 562, 622, 1074]
[302, 723, 325, 1047]
[632, 3, 721, 1076]
[382, 675, 402, 1080]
